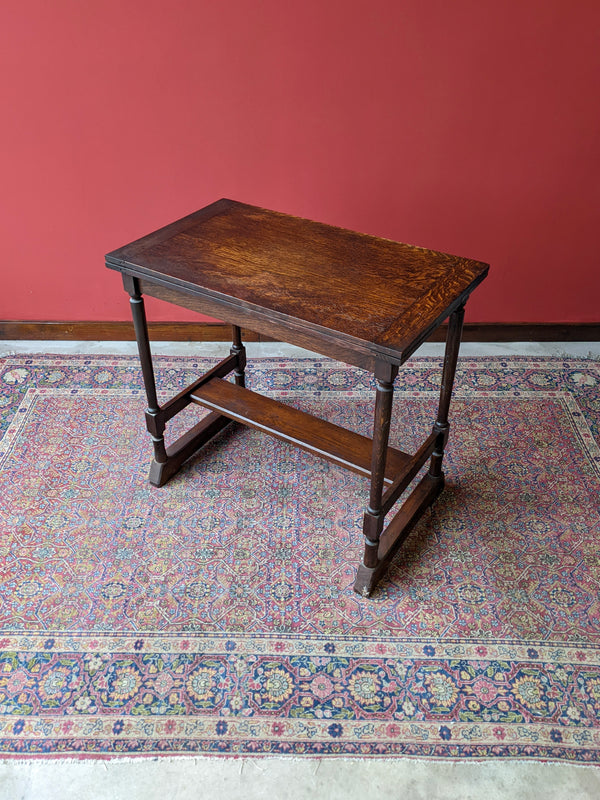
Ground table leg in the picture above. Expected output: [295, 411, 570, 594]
[125, 276, 167, 466]
[357, 362, 398, 585]
[123, 275, 235, 487]
[429, 303, 465, 479]
[231, 325, 246, 387]
[354, 306, 465, 596]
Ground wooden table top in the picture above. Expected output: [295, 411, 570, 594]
[106, 199, 488, 365]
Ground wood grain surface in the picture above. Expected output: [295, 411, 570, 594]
[106, 199, 489, 365]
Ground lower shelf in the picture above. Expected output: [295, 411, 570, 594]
[191, 377, 411, 483]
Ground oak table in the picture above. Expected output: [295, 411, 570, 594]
[106, 199, 489, 596]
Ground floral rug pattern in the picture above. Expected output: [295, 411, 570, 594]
[0, 354, 599, 760]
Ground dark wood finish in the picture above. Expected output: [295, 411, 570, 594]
[455, 323, 600, 342]
[106, 199, 488, 369]
[106, 199, 489, 596]
[429, 305, 465, 479]
[0, 321, 267, 341]
[354, 473, 444, 594]
[2, 320, 599, 342]
[158, 353, 239, 425]
[231, 325, 246, 387]
[361, 368, 397, 571]
[354, 304, 465, 596]
[190, 377, 410, 482]
[149, 412, 233, 487]
[379, 431, 438, 518]
[125, 276, 167, 464]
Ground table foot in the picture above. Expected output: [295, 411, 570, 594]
[353, 472, 444, 596]
[148, 412, 233, 487]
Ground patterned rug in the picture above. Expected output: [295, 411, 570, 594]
[0, 353, 599, 761]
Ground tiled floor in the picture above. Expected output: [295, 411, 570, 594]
[1, 340, 599, 799]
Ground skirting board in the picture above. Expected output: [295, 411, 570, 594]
[0, 321, 599, 342]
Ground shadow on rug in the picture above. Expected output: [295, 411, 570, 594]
[0, 354, 599, 761]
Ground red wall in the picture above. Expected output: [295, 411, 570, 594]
[2, 0, 599, 324]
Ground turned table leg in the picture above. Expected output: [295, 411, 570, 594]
[123, 275, 237, 487]
[124, 276, 168, 467]
[231, 325, 246, 387]
[358, 362, 398, 584]
[354, 305, 466, 596]
[429, 304, 465, 479]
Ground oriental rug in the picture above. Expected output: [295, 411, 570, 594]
[0, 354, 599, 762]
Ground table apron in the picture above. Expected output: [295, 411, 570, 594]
[132, 275, 398, 372]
